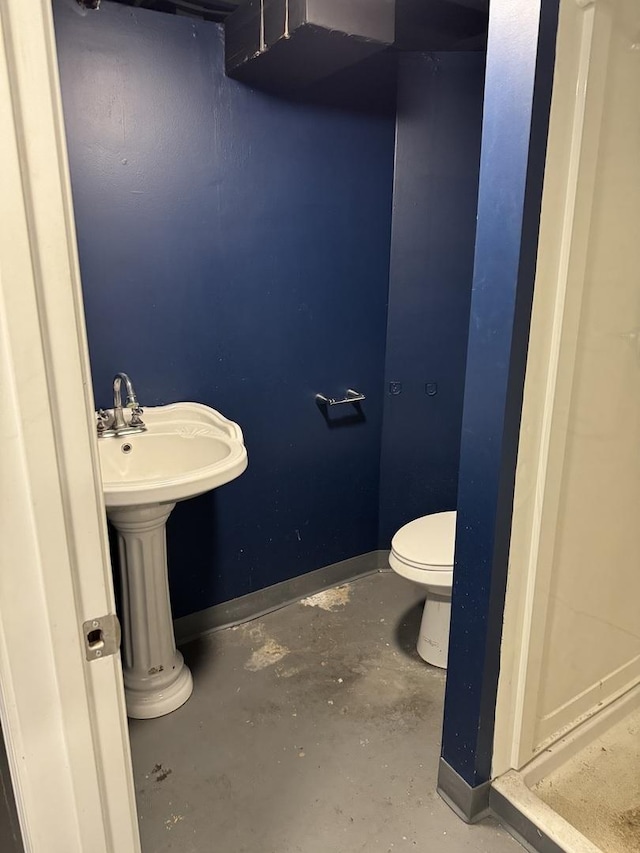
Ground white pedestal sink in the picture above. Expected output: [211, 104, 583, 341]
[98, 402, 247, 719]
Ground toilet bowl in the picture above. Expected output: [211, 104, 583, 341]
[389, 511, 456, 668]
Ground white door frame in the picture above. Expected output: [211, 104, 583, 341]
[0, 1, 140, 850]
[492, 0, 614, 775]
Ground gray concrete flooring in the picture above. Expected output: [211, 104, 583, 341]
[129, 571, 522, 853]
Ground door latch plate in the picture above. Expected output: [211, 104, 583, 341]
[82, 614, 121, 661]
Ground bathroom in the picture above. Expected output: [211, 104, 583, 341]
[51, 0, 489, 846]
[0, 0, 638, 852]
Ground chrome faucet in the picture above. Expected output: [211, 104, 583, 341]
[96, 372, 146, 438]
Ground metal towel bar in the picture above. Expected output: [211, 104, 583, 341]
[315, 389, 366, 407]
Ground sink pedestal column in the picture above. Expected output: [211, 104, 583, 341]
[108, 502, 193, 719]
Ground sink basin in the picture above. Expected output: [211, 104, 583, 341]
[98, 402, 248, 508]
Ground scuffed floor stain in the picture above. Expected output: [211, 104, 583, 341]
[164, 813, 184, 831]
[275, 664, 303, 678]
[617, 805, 640, 849]
[155, 764, 172, 782]
[146, 763, 172, 783]
[245, 637, 290, 671]
[300, 583, 352, 611]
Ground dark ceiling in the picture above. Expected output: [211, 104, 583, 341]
[108, 0, 489, 26]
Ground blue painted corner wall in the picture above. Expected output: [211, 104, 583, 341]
[379, 52, 485, 547]
[53, 0, 395, 618]
[441, 0, 559, 789]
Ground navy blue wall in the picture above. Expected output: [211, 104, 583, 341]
[378, 53, 484, 546]
[54, 1, 395, 618]
[441, 0, 559, 790]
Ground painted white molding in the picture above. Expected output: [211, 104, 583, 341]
[0, 1, 140, 850]
[510, 0, 607, 768]
[492, 771, 603, 853]
[493, 0, 612, 775]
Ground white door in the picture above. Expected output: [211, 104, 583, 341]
[494, 0, 640, 773]
[0, 1, 140, 850]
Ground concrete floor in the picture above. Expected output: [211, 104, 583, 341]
[129, 571, 522, 853]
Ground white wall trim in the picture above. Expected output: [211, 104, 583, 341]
[0, 2, 140, 850]
[519, 679, 640, 788]
[491, 770, 603, 853]
[532, 664, 640, 763]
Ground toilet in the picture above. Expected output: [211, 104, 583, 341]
[389, 511, 457, 669]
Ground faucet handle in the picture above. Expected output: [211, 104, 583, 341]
[96, 408, 113, 435]
[129, 406, 145, 428]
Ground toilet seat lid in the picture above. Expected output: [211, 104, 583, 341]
[391, 511, 456, 569]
